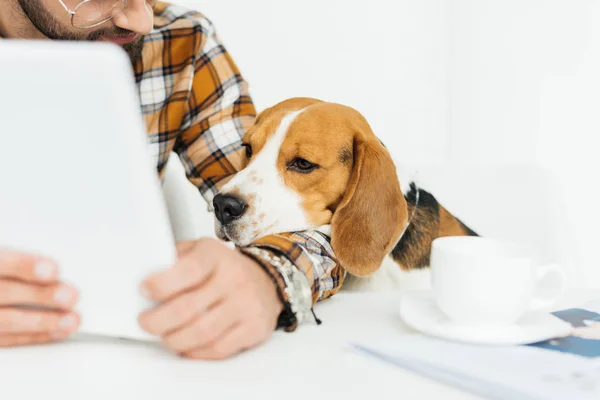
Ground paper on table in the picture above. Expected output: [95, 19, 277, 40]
[526, 301, 600, 358]
[351, 335, 600, 400]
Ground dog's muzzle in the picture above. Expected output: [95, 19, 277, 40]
[213, 193, 246, 225]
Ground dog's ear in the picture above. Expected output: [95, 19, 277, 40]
[331, 133, 407, 277]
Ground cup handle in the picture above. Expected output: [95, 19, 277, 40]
[527, 263, 568, 311]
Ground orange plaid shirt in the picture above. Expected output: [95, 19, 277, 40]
[137, 3, 344, 321]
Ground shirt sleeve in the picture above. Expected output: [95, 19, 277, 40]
[249, 231, 345, 305]
[173, 20, 345, 325]
[173, 18, 256, 205]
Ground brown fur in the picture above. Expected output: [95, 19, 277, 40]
[329, 122, 407, 276]
[391, 190, 478, 270]
[241, 97, 476, 276]
[391, 203, 440, 269]
[438, 206, 473, 237]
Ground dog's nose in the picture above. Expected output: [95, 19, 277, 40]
[213, 194, 246, 225]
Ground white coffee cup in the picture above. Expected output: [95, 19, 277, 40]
[430, 236, 568, 326]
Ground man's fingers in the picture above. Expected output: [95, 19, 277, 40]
[0, 331, 69, 348]
[0, 308, 80, 334]
[141, 247, 219, 302]
[176, 241, 196, 257]
[141, 259, 214, 302]
[184, 324, 253, 360]
[0, 280, 78, 309]
[162, 300, 239, 353]
[138, 278, 224, 336]
[0, 250, 58, 284]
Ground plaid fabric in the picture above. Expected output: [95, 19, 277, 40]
[252, 231, 344, 304]
[138, 2, 253, 198]
[138, 3, 345, 316]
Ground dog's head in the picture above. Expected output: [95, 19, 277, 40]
[213, 98, 408, 276]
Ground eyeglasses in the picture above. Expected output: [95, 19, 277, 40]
[58, 0, 129, 29]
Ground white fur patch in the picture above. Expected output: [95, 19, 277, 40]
[342, 257, 432, 292]
[216, 109, 311, 246]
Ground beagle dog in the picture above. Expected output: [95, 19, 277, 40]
[212, 97, 477, 285]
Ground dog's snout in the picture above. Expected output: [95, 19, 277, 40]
[213, 194, 246, 225]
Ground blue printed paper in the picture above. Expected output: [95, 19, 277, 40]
[529, 308, 600, 358]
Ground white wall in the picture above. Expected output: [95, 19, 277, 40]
[447, 0, 600, 286]
[168, 1, 600, 288]
[447, 0, 600, 165]
[175, 0, 449, 165]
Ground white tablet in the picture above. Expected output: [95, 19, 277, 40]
[0, 40, 177, 340]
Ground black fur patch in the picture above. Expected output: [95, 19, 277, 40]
[391, 184, 440, 269]
[405, 183, 437, 210]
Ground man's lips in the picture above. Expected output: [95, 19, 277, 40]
[100, 33, 138, 45]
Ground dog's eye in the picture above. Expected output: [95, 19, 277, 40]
[241, 143, 252, 159]
[289, 157, 318, 173]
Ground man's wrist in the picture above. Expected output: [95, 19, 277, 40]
[240, 247, 312, 332]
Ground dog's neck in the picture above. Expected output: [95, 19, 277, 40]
[390, 183, 478, 270]
[389, 182, 420, 250]
[391, 183, 444, 269]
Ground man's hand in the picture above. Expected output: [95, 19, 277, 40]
[138, 238, 283, 360]
[0, 250, 80, 347]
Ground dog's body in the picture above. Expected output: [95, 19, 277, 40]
[212, 98, 477, 286]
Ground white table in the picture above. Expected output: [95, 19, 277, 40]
[1, 289, 598, 400]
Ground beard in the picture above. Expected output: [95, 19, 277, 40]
[17, 0, 145, 65]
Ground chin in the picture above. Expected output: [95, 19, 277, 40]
[214, 219, 261, 247]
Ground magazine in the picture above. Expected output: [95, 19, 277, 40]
[528, 304, 600, 358]
[351, 301, 600, 400]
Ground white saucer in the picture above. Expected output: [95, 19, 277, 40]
[399, 290, 572, 345]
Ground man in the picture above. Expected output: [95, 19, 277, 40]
[0, 0, 343, 359]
